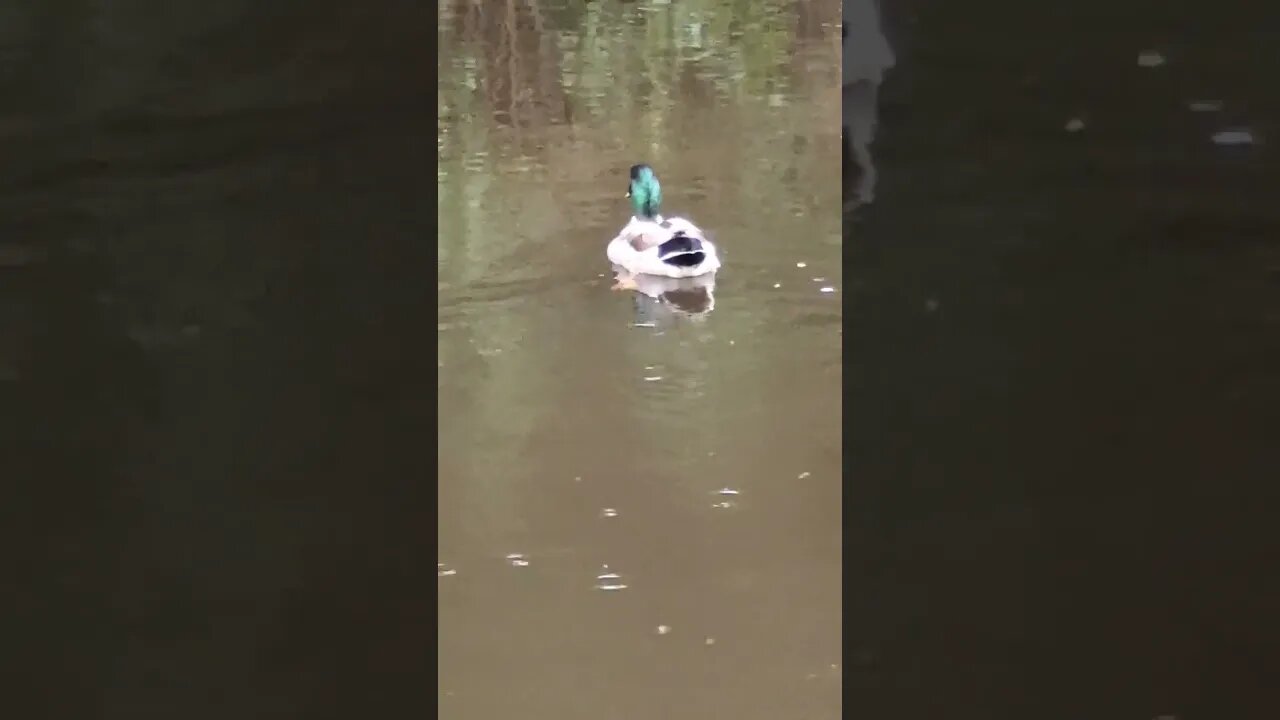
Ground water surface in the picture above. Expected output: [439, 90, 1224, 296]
[4, 4, 432, 716]
[437, 1, 843, 717]
[849, 1, 1279, 717]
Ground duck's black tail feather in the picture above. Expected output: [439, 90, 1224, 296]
[658, 232, 705, 267]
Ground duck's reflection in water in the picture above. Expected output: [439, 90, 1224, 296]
[617, 269, 717, 326]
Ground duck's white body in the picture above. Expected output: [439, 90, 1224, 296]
[606, 215, 721, 279]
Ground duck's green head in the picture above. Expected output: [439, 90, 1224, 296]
[627, 164, 662, 219]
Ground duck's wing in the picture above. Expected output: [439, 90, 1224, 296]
[629, 232, 664, 251]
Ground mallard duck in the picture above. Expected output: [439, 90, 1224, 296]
[607, 164, 721, 287]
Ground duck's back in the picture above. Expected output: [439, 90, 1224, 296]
[661, 216, 703, 239]
[620, 218, 671, 251]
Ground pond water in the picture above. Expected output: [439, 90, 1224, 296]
[437, 0, 843, 717]
[850, 0, 1280, 717]
[4, 4, 433, 717]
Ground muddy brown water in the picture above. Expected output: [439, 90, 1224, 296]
[10, 0, 1273, 716]
[438, 0, 843, 717]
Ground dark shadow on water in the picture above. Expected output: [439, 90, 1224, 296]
[848, 0, 1280, 717]
[4, 4, 433, 717]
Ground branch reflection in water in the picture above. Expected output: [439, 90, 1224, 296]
[842, 0, 895, 208]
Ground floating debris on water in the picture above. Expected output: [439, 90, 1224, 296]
[643, 375, 663, 382]
[712, 487, 739, 509]
[796, 261, 807, 268]
[773, 283, 782, 288]
[728, 340, 735, 346]
[631, 322, 657, 328]
[812, 277, 826, 282]
[797, 471, 812, 479]
[574, 475, 583, 482]
[657, 625, 672, 635]
[819, 287, 837, 294]
[705, 637, 716, 646]
[595, 564, 628, 591]
[1137, 50, 1165, 67]
[1064, 117, 1086, 132]
[1188, 100, 1223, 112]
[506, 553, 529, 568]
[438, 563, 457, 577]
[601, 508, 619, 518]
[1211, 128, 1256, 146]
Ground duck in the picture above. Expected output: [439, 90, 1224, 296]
[607, 164, 720, 289]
